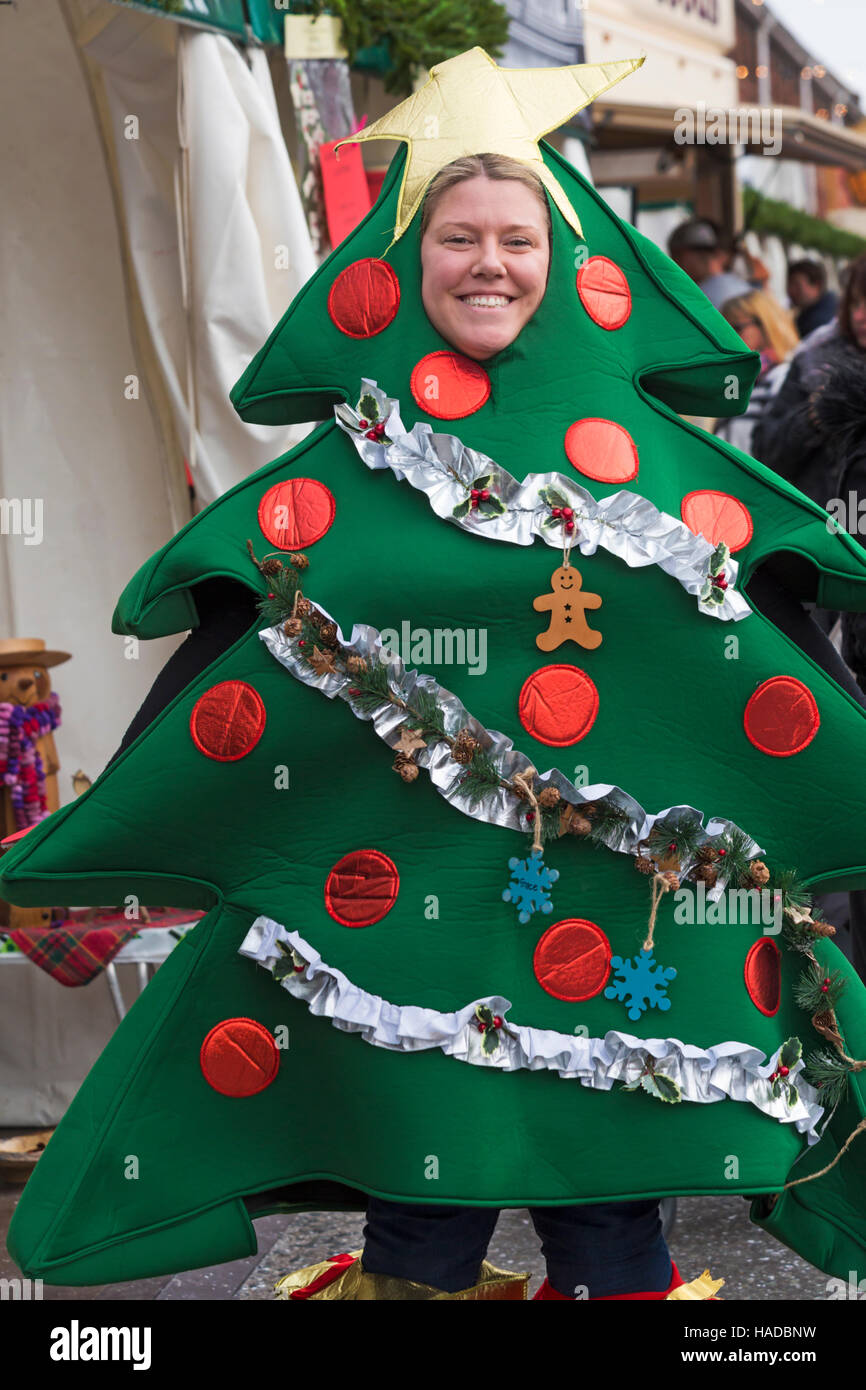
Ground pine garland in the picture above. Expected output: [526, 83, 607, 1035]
[301, 0, 510, 95]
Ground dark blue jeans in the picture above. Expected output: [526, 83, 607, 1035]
[363, 1197, 671, 1296]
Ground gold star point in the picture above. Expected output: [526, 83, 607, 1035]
[339, 46, 645, 240]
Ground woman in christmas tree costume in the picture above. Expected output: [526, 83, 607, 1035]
[4, 50, 866, 1301]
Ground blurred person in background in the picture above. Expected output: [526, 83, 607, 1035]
[787, 257, 839, 339]
[754, 254, 866, 513]
[715, 289, 799, 455]
[668, 217, 768, 310]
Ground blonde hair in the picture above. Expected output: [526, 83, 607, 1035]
[419, 153, 551, 242]
[722, 290, 799, 362]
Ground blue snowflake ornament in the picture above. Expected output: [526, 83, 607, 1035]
[604, 950, 677, 1022]
[502, 849, 559, 924]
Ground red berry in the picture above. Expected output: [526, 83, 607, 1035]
[493, 1015, 503, 1029]
[770, 1071, 778, 1081]
[373, 422, 386, 435]
[478, 1021, 487, 1033]
[294, 963, 304, 973]
[479, 489, 490, 501]
[268, 592, 275, 599]
[471, 498, 479, 509]
[822, 984, 829, 992]
[562, 507, 574, 520]
[712, 574, 728, 590]
[779, 1065, 789, 1077]
[668, 841, 677, 852]
[564, 520, 574, 533]
[718, 849, 726, 857]
[359, 418, 369, 428]
[299, 640, 306, 647]
[551, 507, 562, 518]
[526, 812, 536, 823]
[365, 430, 378, 440]
[824, 977, 831, 985]
[471, 490, 480, 500]
[348, 687, 360, 695]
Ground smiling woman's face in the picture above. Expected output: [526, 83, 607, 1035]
[420, 176, 550, 361]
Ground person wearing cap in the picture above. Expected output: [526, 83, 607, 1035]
[668, 217, 766, 311]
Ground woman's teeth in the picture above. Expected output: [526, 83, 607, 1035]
[460, 295, 512, 308]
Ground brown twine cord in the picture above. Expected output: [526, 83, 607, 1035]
[643, 872, 674, 952]
[783, 1116, 866, 1191]
[513, 769, 543, 854]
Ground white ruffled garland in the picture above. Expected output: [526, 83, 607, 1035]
[334, 381, 750, 622]
[240, 915, 823, 1144]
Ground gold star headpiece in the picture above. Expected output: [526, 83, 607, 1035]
[337, 47, 645, 241]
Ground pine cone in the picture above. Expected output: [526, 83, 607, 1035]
[634, 855, 656, 875]
[661, 871, 681, 890]
[538, 787, 561, 809]
[580, 802, 598, 818]
[260, 557, 284, 577]
[697, 844, 719, 863]
[451, 729, 480, 765]
[308, 608, 324, 629]
[346, 654, 368, 676]
[809, 919, 837, 938]
[393, 753, 419, 783]
[295, 596, 312, 618]
[319, 620, 338, 647]
[568, 815, 592, 837]
[693, 864, 718, 888]
[749, 859, 770, 886]
[289, 552, 309, 571]
[283, 617, 302, 638]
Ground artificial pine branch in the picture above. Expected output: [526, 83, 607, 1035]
[459, 749, 504, 807]
[647, 814, 703, 863]
[717, 827, 753, 887]
[585, 801, 630, 848]
[770, 866, 813, 917]
[794, 961, 846, 1014]
[404, 688, 447, 739]
[803, 1047, 851, 1109]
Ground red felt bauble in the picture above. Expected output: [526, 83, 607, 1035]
[327, 258, 400, 338]
[518, 665, 599, 747]
[324, 849, 400, 927]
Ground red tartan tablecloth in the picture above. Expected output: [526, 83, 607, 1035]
[4, 908, 205, 986]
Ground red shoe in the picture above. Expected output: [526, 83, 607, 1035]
[533, 1262, 723, 1300]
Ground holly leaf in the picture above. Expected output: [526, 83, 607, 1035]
[452, 498, 472, 519]
[639, 1071, 682, 1103]
[477, 496, 506, 517]
[475, 1004, 494, 1028]
[709, 542, 730, 576]
[621, 1077, 642, 1092]
[787, 1084, 799, 1108]
[273, 959, 295, 982]
[358, 393, 379, 422]
[482, 1028, 500, 1056]
[539, 485, 567, 509]
[771, 1078, 782, 1099]
[473, 474, 493, 489]
[780, 1037, 803, 1069]
[699, 579, 713, 602]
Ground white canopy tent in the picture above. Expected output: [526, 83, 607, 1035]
[0, 0, 316, 1122]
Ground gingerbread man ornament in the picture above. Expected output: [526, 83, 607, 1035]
[534, 564, 602, 651]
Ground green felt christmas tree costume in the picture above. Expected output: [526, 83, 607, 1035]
[5, 50, 866, 1288]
